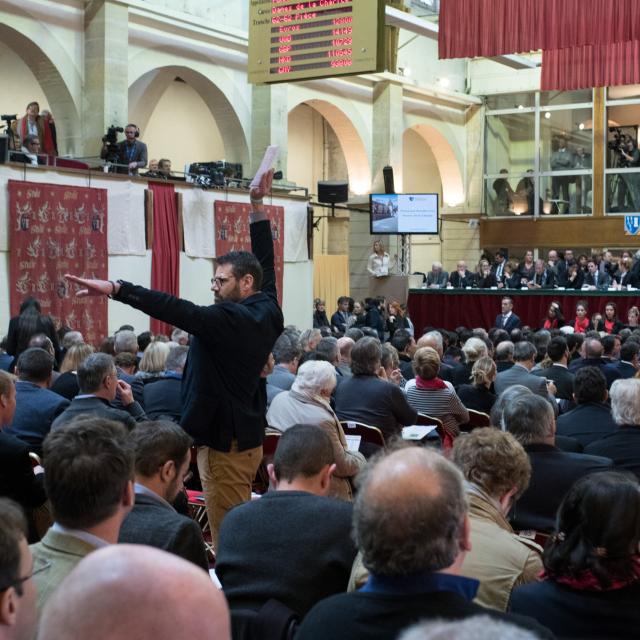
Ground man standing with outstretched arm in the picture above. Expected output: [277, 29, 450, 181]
[65, 170, 284, 546]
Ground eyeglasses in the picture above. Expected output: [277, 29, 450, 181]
[211, 276, 235, 288]
[0, 557, 51, 594]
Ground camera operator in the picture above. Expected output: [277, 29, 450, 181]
[100, 123, 147, 176]
[620, 135, 640, 211]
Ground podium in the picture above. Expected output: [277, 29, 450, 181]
[369, 275, 422, 302]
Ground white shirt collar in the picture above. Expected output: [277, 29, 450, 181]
[51, 523, 109, 548]
[134, 482, 175, 511]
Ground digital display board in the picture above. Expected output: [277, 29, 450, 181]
[370, 194, 439, 235]
[248, 0, 385, 84]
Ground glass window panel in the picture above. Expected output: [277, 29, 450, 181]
[486, 113, 535, 175]
[608, 85, 640, 101]
[606, 172, 640, 213]
[605, 105, 640, 169]
[540, 108, 593, 172]
[540, 90, 592, 106]
[486, 93, 535, 110]
[540, 175, 592, 215]
[485, 176, 534, 217]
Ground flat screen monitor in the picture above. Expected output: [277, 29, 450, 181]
[369, 193, 439, 235]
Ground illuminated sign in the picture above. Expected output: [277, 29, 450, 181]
[248, 0, 385, 84]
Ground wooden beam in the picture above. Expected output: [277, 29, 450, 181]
[593, 87, 605, 217]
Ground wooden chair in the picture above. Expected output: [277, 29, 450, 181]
[339, 421, 386, 449]
[415, 413, 453, 451]
[461, 409, 491, 433]
[253, 431, 281, 495]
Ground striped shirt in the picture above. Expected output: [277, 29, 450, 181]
[404, 379, 469, 436]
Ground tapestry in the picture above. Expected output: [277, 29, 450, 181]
[8, 180, 108, 346]
[214, 201, 284, 305]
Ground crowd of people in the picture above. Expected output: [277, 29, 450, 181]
[417, 247, 640, 291]
[3, 169, 640, 639]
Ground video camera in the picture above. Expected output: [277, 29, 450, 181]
[608, 127, 626, 153]
[101, 125, 124, 164]
[187, 161, 243, 190]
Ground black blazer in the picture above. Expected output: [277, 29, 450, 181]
[563, 270, 584, 289]
[532, 364, 575, 401]
[556, 402, 617, 447]
[114, 221, 284, 452]
[449, 270, 475, 288]
[119, 491, 208, 570]
[456, 384, 496, 414]
[143, 375, 183, 422]
[0, 432, 47, 510]
[475, 273, 497, 289]
[511, 578, 640, 639]
[617, 271, 638, 288]
[50, 371, 80, 401]
[510, 443, 613, 533]
[584, 426, 640, 480]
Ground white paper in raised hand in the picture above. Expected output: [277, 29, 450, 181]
[250, 145, 279, 189]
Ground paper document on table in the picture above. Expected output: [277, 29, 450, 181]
[402, 425, 437, 440]
[250, 145, 279, 188]
[345, 435, 362, 452]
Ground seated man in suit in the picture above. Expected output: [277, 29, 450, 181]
[0, 371, 47, 540]
[556, 367, 617, 447]
[296, 447, 552, 640]
[32, 417, 135, 614]
[494, 342, 557, 411]
[336, 336, 354, 378]
[330, 296, 351, 334]
[38, 545, 230, 640]
[112, 330, 144, 408]
[569, 337, 621, 388]
[583, 258, 610, 290]
[391, 330, 417, 381]
[52, 353, 146, 431]
[448, 260, 475, 288]
[614, 339, 639, 379]
[143, 344, 188, 422]
[217, 424, 357, 619]
[495, 340, 515, 373]
[267, 332, 300, 393]
[494, 297, 521, 332]
[0, 498, 40, 640]
[527, 259, 555, 289]
[4, 348, 69, 455]
[532, 336, 575, 401]
[425, 261, 449, 289]
[504, 394, 612, 533]
[585, 378, 640, 479]
[118, 421, 208, 570]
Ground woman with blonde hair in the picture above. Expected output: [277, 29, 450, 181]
[456, 356, 497, 415]
[367, 240, 393, 277]
[136, 341, 170, 379]
[51, 342, 94, 400]
[404, 346, 469, 438]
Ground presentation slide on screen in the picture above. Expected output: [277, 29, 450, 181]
[370, 194, 438, 234]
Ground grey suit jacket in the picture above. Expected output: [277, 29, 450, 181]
[426, 271, 449, 288]
[119, 491, 209, 571]
[31, 529, 98, 614]
[51, 395, 146, 431]
[494, 363, 548, 398]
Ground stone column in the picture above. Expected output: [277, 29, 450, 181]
[250, 84, 288, 178]
[371, 79, 404, 193]
[83, 1, 129, 157]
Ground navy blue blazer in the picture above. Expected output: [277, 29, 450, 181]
[142, 374, 182, 422]
[4, 381, 69, 453]
[494, 313, 521, 332]
[556, 402, 617, 447]
[114, 221, 284, 452]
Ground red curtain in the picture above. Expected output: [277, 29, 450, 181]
[439, 0, 640, 59]
[149, 182, 180, 337]
[542, 41, 640, 90]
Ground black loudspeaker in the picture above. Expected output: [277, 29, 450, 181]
[0, 135, 7, 164]
[317, 180, 348, 204]
[383, 165, 395, 194]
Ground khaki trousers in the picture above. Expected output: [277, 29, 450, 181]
[197, 441, 262, 549]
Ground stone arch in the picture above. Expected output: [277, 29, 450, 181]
[289, 98, 371, 195]
[0, 23, 81, 154]
[407, 124, 465, 206]
[129, 66, 249, 167]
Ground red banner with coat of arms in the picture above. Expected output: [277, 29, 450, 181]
[8, 180, 108, 346]
[214, 201, 284, 305]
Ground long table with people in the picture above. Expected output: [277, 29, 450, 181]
[407, 288, 640, 332]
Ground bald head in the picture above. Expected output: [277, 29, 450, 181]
[353, 447, 467, 576]
[417, 331, 443, 357]
[38, 545, 230, 640]
[584, 337, 603, 358]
